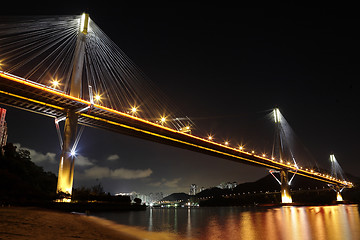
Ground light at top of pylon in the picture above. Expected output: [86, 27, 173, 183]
[330, 154, 336, 162]
[131, 107, 137, 113]
[161, 117, 166, 123]
[80, 13, 89, 34]
[273, 108, 281, 123]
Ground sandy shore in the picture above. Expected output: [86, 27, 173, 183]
[0, 207, 184, 240]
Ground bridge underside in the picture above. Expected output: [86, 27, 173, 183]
[0, 73, 351, 188]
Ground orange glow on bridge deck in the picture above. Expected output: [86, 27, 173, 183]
[0, 71, 353, 188]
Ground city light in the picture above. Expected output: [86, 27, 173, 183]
[224, 141, 229, 146]
[208, 135, 213, 140]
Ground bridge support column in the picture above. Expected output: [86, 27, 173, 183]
[56, 111, 78, 200]
[280, 169, 292, 204]
[335, 186, 343, 202]
[56, 13, 88, 201]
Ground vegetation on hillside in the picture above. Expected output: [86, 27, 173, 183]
[0, 143, 57, 203]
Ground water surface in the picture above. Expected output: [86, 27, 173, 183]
[93, 205, 360, 240]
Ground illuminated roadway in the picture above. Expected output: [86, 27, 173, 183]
[0, 71, 353, 188]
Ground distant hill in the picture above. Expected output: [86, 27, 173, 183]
[195, 173, 330, 199]
[162, 192, 190, 202]
[233, 173, 329, 194]
[167, 172, 360, 202]
[196, 187, 228, 198]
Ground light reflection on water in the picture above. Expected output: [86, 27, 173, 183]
[94, 204, 360, 240]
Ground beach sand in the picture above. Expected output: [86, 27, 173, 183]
[0, 207, 185, 240]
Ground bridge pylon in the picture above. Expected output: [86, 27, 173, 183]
[280, 169, 292, 203]
[273, 108, 293, 204]
[56, 13, 89, 201]
[335, 185, 344, 202]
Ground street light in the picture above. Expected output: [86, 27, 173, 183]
[160, 116, 166, 124]
[94, 94, 101, 101]
[51, 80, 60, 88]
[70, 150, 76, 157]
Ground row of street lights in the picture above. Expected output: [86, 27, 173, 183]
[48, 79, 352, 187]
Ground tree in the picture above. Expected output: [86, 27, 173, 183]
[0, 143, 57, 203]
[91, 183, 104, 196]
[134, 198, 142, 205]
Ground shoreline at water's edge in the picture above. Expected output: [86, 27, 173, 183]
[0, 206, 183, 240]
[2, 201, 147, 212]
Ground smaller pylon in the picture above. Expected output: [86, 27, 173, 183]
[336, 191, 343, 202]
[269, 169, 293, 204]
[335, 185, 344, 202]
[272, 108, 293, 204]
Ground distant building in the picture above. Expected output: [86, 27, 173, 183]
[0, 108, 7, 153]
[217, 181, 238, 189]
[190, 184, 197, 195]
[217, 182, 226, 189]
[228, 182, 238, 189]
[149, 192, 163, 204]
[115, 191, 164, 205]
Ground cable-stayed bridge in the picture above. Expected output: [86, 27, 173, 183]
[0, 14, 353, 203]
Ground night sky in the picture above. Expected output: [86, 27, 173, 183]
[2, 6, 359, 195]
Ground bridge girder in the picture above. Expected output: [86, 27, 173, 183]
[0, 72, 353, 196]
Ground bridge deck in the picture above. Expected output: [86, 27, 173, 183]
[0, 71, 352, 188]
